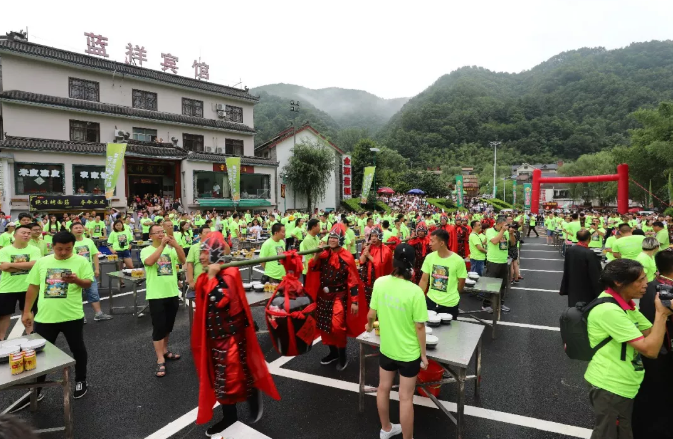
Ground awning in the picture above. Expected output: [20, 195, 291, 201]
[197, 199, 272, 208]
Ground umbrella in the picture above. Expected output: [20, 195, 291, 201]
[628, 207, 641, 213]
[377, 187, 394, 195]
[407, 189, 425, 195]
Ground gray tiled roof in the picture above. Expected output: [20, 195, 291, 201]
[0, 136, 187, 158]
[187, 151, 278, 167]
[0, 39, 259, 103]
[0, 90, 256, 135]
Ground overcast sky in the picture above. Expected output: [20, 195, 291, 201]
[2, 0, 672, 99]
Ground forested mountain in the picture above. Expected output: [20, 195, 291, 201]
[252, 84, 408, 132]
[380, 40, 673, 167]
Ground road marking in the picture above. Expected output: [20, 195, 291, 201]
[520, 258, 563, 261]
[7, 317, 25, 339]
[220, 422, 271, 439]
[269, 366, 590, 438]
[143, 405, 202, 439]
[456, 317, 560, 331]
[253, 267, 265, 275]
[268, 337, 322, 369]
[520, 269, 563, 273]
[511, 287, 558, 293]
[519, 250, 559, 253]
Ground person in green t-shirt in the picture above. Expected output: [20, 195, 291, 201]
[71, 222, 112, 323]
[0, 225, 42, 340]
[419, 229, 468, 319]
[87, 215, 106, 239]
[588, 219, 606, 249]
[635, 238, 659, 282]
[483, 216, 514, 313]
[141, 224, 186, 377]
[653, 221, 670, 252]
[174, 221, 194, 255]
[612, 224, 645, 260]
[107, 220, 134, 271]
[228, 213, 241, 252]
[259, 223, 286, 282]
[564, 214, 582, 244]
[468, 220, 487, 275]
[584, 259, 672, 439]
[22, 230, 95, 399]
[526, 213, 539, 237]
[141, 212, 154, 241]
[343, 219, 357, 257]
[0, 223, 15, 249]
[290, 218, 305, 248]
[299, 219, 320, 277]
[186, 226, 216, 298]
[29, 222, 48, 256]
[366, 243, 428, 439]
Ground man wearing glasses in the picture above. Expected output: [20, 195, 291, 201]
[141, 224, 186, 377]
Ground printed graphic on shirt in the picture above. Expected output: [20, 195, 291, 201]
[75, 245, 90, 262]
[94, 225, 101, 234]
[591, 232, 600, 241]
[45, 268, 69, 298]
[46, 243, 53, 253]
[632, 321, 644, 371]
[157, 254, 173, 276]
[431, 264, 449, 292]
[275, 246, 285, 256]
[499, 238, 507, 250]
[118, 234, 128, 248]
[10, 254, 30, 276]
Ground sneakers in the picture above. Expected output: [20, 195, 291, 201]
[500, 304, 511, 313]
[247, 388, 264, 423]
[94, 312, 113, 321]
[481, 306, 493, 314]
[74, 381, 88, 399]
[8, 392, 44, 413]
[83, 316, 87, 324]
[336, 348, 348, 371]
[320, 351, 339, 365]
[380, 423, 402, 439]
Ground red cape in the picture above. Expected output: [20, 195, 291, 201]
[439, 224, 457, 252]
[191, 267, 280, 425]
[305, 247, 368, 338]
[363, 243, 393, 286]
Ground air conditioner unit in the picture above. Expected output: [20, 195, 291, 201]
[216, 147, 223, 153]
[217, 110, 226, 118]
[114, 129, 127, 139]
[171, 137, 179, 146]
[215, 103, 225, 111]
[206, 147, 212, 152]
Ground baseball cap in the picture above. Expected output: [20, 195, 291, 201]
[393, 243, 415, 270]
[7, 222, 16, 227]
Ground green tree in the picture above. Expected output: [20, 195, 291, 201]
[282, 138, 336, 213]
[351, 139, 381, 193]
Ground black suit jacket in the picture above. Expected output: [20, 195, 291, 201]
[559, 244, 602, 306]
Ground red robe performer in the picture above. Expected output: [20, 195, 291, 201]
[305, 224, 367, 370]
[407, 221, 432, 285]
[191, 233, 280, 436]
[359, 228, 393, 305]
[454, 218, 471, 259]
[438, 215, 457, 252]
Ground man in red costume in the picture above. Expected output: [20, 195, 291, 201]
[438, 215, 457, 252]
[305, 224, 367, 371]
[454, 217, 472, 259]
[408, 222, 432, 285]
[359, 228, 393, 305]
[191, 233, 280, 437]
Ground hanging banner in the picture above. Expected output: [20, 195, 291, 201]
[512, 180, 517, 205]
[523, 183, 532, 210]
[455, 175, 464, 208]
[104, 143, 127, 200]
[361, 166, 376, 203]
[225, 157, 241, 202]
[280, 184, 286, 199]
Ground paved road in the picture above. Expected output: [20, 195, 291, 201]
[0, 236, 594, 439]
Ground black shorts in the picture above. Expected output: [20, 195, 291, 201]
[0, 292, 35, 317]
[379, 353, 421, 378]
[148, 296, 180, 341]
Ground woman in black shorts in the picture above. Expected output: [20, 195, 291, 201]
[366, 243, 429, 439]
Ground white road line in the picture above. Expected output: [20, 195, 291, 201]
[511, 287, 558, 293]
[520, 258, 563, 261]
[269, 367, 590, 438]
[520, 243, 552, 246]
[520, 269, 563, 273]
[220, 422, 271, 439]
[268, 337, 322, 369]
[253, 267, 265, 275]
[456, 317, 559, 331]
[7, 317, 25, 339]
[519, 250, 559, 253]
[142, 405, 202, 439]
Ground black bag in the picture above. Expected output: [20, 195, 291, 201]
[560, 297, 626, 361]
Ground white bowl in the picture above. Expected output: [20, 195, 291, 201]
[425, 326, 433, 335]
[427, 316, 441, 327]
[242, 282, 253, 290]
[438, 313, 453, 324]
[427, 310, 438, 318]
[468, 272, 480, 280]
[426, 335, 439, 347]
[465, 279, 477, 286]
[21, 339, 46, 351]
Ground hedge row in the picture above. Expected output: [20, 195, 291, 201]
[340, 199, 390, 213]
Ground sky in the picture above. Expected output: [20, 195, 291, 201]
[2, 0, 673, 99]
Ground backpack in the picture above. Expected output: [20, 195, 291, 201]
[560, 296, 627, 361]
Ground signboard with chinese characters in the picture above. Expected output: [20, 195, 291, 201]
[523, 183, 532, 210]
[105, 143, 127, 200]
[212, 163, 255, 174]
[29, 195, 109, 211]
[361, 167, 375, 203]
[225, 157, 241, 202]
[342, 156, 352, 199]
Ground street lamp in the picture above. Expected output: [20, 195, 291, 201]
[489, 141, 501, 198]
[290, 100, 300, 147]
[369, 148, 380, 201]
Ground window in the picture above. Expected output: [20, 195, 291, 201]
[194, 171, 270, 199]
[15, 163, 65, 195]
[183, 133, 204, 152]
[132, 128, 158, 142]
[69, 78, 99, 101]
[226, 105, 243, 123]
[225, 139, 244, 156]
[182, 98, 203, 117]
[132, 89, 158, 111]
[69, 120, 100, 142]
[73, 165, 106, 195]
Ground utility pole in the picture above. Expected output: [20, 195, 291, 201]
[489, 141, 501, 198]
[290, 100, 300, 147]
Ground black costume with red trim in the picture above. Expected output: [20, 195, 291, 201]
[407, 222, 431, 285]
[455, 224, 471, 259]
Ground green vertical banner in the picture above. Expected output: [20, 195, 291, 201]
[455, 175, 464, 208]
[523, 183, 532, 210]
[361, 166, 376, 203]
[512, 180, 517, 205]
[104, 142, 127, 200]
[226, 157, 241, 202]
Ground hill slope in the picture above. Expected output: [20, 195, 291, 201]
[251, 83, 408, 132]
[380, 40, 673, 165]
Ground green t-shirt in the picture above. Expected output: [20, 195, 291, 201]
[259, 238, 286, 280]
[27, 254, 94, 324]
[370, 275, 428, 362]
[141, 245, 179, 300]
[605, 236, 617, 261]
[399, 224, 410, 240]
[656, 228, 670, 252]
[88, 220, 105, 238]
[29, 238, 48, 257]
[299, 234, 320, 275]
[0, 244, 43, 293]
[529, 216, 536, 226]
[229, 221, 240, 238]
[585, 292, 652, 399]
[141, 218, 154, 234]
[468, 233, 486, 261]
[565, 221, 582, 243]
[612, 235, 645, 260]
[186, 243, 204, 280]
[108, 230, 133, 252]
[382, 229, 394, 243]
[0, 232, 14, 248]
[635, 252, 656, 282]
[421, 251, 467, 307]
[174, 231, 193, 248]
[485, 228, 509, 264]
[346, 228, 357, 254]
[73, 237, 98, 266]
[588, 227, 605, 249]
[291, 226, 304, 241]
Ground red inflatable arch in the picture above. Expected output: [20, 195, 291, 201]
[530, 164, 629, 214]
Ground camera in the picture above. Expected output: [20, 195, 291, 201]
[656, 283, 673, 308]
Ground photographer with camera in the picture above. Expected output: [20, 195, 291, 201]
[632, 249, 673, 438]
[585, 259, 673, 439]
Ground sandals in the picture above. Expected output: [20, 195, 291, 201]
[155, 363, 166, 378]
[164, 351, 181, 361]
